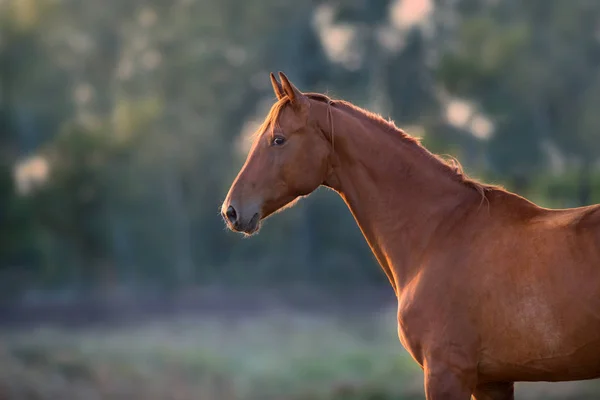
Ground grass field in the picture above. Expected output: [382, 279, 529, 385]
[0, 304, 599, 400]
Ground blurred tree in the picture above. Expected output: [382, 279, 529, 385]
[0, 0, 61, 275]
[33, 123, 115, 290]
[437, 0, 600, 202]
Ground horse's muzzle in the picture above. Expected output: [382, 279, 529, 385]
[222, 207, 261, 235]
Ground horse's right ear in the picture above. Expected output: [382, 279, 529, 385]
[270, 72, 285, 100]
[278, 72, 309, 110]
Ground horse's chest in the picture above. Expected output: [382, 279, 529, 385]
[396, 314, 424, 366]
[396, 290, 474, 367]
[396, 294, 427, 366]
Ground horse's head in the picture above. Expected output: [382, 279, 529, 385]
[221, 72, 331, 235]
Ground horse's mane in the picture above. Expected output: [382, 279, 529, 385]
[254, 92, 504, 199]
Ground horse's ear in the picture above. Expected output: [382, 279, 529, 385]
[270, 72, 285, 100]
[278, 72, 309, 109]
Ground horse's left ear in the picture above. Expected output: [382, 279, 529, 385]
[270, 72, 285, 100]
[279, 72, 309, 110]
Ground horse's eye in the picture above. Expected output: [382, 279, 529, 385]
[272, 136, 286, 146]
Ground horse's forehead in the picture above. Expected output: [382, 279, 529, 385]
[276, 106, 294, 124]
[274, 106, 306, 132]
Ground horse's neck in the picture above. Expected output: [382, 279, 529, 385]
[321, 105, 479, 295]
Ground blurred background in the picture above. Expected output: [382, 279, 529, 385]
[1, 0, 600, 398]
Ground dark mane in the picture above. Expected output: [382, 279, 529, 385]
[256, 93, 504, 198]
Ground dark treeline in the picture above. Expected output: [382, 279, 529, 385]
[1, 0, 600, 300]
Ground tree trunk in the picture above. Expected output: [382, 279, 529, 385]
[162, 147, 194, 286]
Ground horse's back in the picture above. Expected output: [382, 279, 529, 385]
[573, 204, 600, 243]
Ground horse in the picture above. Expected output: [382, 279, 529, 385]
[221, 72, 600, 399]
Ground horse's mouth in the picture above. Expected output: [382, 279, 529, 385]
[241, 213, 261, 236]
[227, 212, 261, 236]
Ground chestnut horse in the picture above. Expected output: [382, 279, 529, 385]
[221, 72, 600, 399]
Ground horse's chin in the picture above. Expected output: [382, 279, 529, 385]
[241, 220, 261, 237]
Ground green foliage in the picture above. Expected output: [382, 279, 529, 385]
[437, 0, 600, 180]
[1, 0, 600, 295]
[0, 162, 38, 268]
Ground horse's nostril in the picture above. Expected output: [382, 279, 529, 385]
[225, 205, 237, 223]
